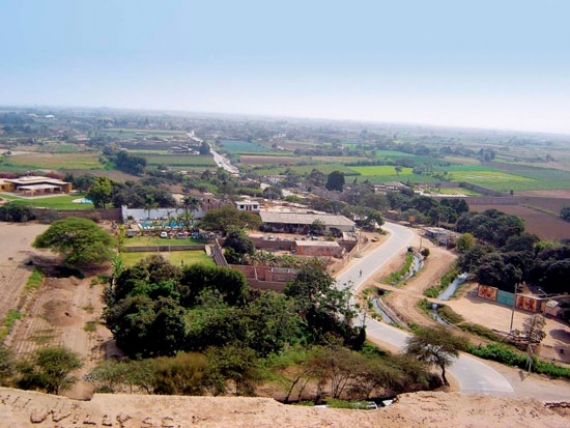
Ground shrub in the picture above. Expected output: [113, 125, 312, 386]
[437, 305, 464, 325]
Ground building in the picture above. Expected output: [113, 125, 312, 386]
[374, 181, 410, 194]
[294, 240, 341, 257]
[235, 200, 260, 212]
[423, 227, 456, 245]
[259, 210, 355, 233]
[0, 176, 72, 195]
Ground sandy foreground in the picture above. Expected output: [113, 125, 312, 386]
[1, 387, 569, 428]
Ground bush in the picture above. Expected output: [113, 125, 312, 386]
[424, 264, 460, 298]
[467, 343, 570, 379]
[458, 323, 502, 342]
[437, 305, 464, 325]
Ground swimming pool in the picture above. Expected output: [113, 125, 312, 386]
[73, 198, 93, 204]
[139, 221, 186, 230]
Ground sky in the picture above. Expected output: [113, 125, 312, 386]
[1, 0, 569, 134]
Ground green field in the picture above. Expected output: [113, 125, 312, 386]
[219, 140, 268, 153]
[121, 250, 213, 268]
[435, 187, 481, 196]
[142, 154, 216, 168]
[37, 143, 79, 154]
[446, 170, 535, 186]
[124, 235, 202, 247]
[101, 128, 187, 139]
[0, 194, 94, 210]
[254, 163, 359, 176]
[3, 153, 102, 170]
[349, 165, 413, 176]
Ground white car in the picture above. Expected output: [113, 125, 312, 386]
[159, 231, 168, 238]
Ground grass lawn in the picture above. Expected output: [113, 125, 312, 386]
[121, 250, 213, 268]
[0, 194, 93, 210]
[124, 235, 202, 247]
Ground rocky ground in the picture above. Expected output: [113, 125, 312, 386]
[1, 387, 569, 428]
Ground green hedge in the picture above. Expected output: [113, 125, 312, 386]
[468, 343, 570, 379]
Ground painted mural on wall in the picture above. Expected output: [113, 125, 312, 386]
[477, 285, 498, 301]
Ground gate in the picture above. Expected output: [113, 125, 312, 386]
[497, 290, 515, 307]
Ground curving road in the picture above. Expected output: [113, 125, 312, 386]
[335, 222, 514, 395]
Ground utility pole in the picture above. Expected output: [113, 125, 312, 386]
[509, 283, 518, 335]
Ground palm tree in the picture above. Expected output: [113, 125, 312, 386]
[181, 196, 201, 230]
[405, 325, 468, 386]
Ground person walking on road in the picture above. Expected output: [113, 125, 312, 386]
[359, 269, 362, 277]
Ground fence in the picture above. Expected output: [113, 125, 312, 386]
[123, 245, 206, 253]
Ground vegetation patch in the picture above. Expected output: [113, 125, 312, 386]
[383, 251, 414, 286]
[121, 250, 213, 268]
[0, 193, 93, 210]
[3, 153, 102, 170]
[219, 140, 268, 153]
[142, 154, 216, 167]
[467, 343, 570, 379]
[458, 323, 502, 342]
[84, 321, 97, 332]
[424, 264, 460, 298]
[436, 305, 464, 325]
[0, 310, 23, 340]
[25, 268, 44, 292]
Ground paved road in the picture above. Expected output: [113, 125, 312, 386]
[335, 222, 514, 395]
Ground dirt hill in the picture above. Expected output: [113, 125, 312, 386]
[1, 387, 569, 428]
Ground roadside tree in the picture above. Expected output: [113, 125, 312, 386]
[405, 326, 468, 386]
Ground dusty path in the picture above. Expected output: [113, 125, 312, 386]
[0, 223, 49, 322]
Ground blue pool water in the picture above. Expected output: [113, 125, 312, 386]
[139, 221, 185, 229]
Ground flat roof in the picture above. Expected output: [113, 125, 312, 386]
[260, 211, 355, 227]
[6, 176, 68, 186]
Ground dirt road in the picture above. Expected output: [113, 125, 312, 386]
[0, 223, 49, 322]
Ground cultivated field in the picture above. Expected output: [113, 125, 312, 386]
[141, 154, 216, 168]
[470, 204, 570, 240]
[219, 140, 268, 153]
[3, 153, 102, 170]
[239, 155, 300, 165]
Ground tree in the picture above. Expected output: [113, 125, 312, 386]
[560, 207, 570, 222]
[406, 326, 468, 386]
[325, 171, 345, 192]
[262, 185, 283, 200]
[394, 165, 403, 176]
[456, 233, 475, 254]
[33, 217, 113, 266]
[200, 205, 261, 233]
[309, 219, 326, 236]
[17, 347, 83, 395]
[0, 201, 36, 222]
[86, 176, 114, 208]
[223, 228, 255, 256]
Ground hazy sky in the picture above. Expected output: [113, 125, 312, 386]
[1, 1, 569, 134]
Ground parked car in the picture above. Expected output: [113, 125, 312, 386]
[159, 231, 168, 238]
